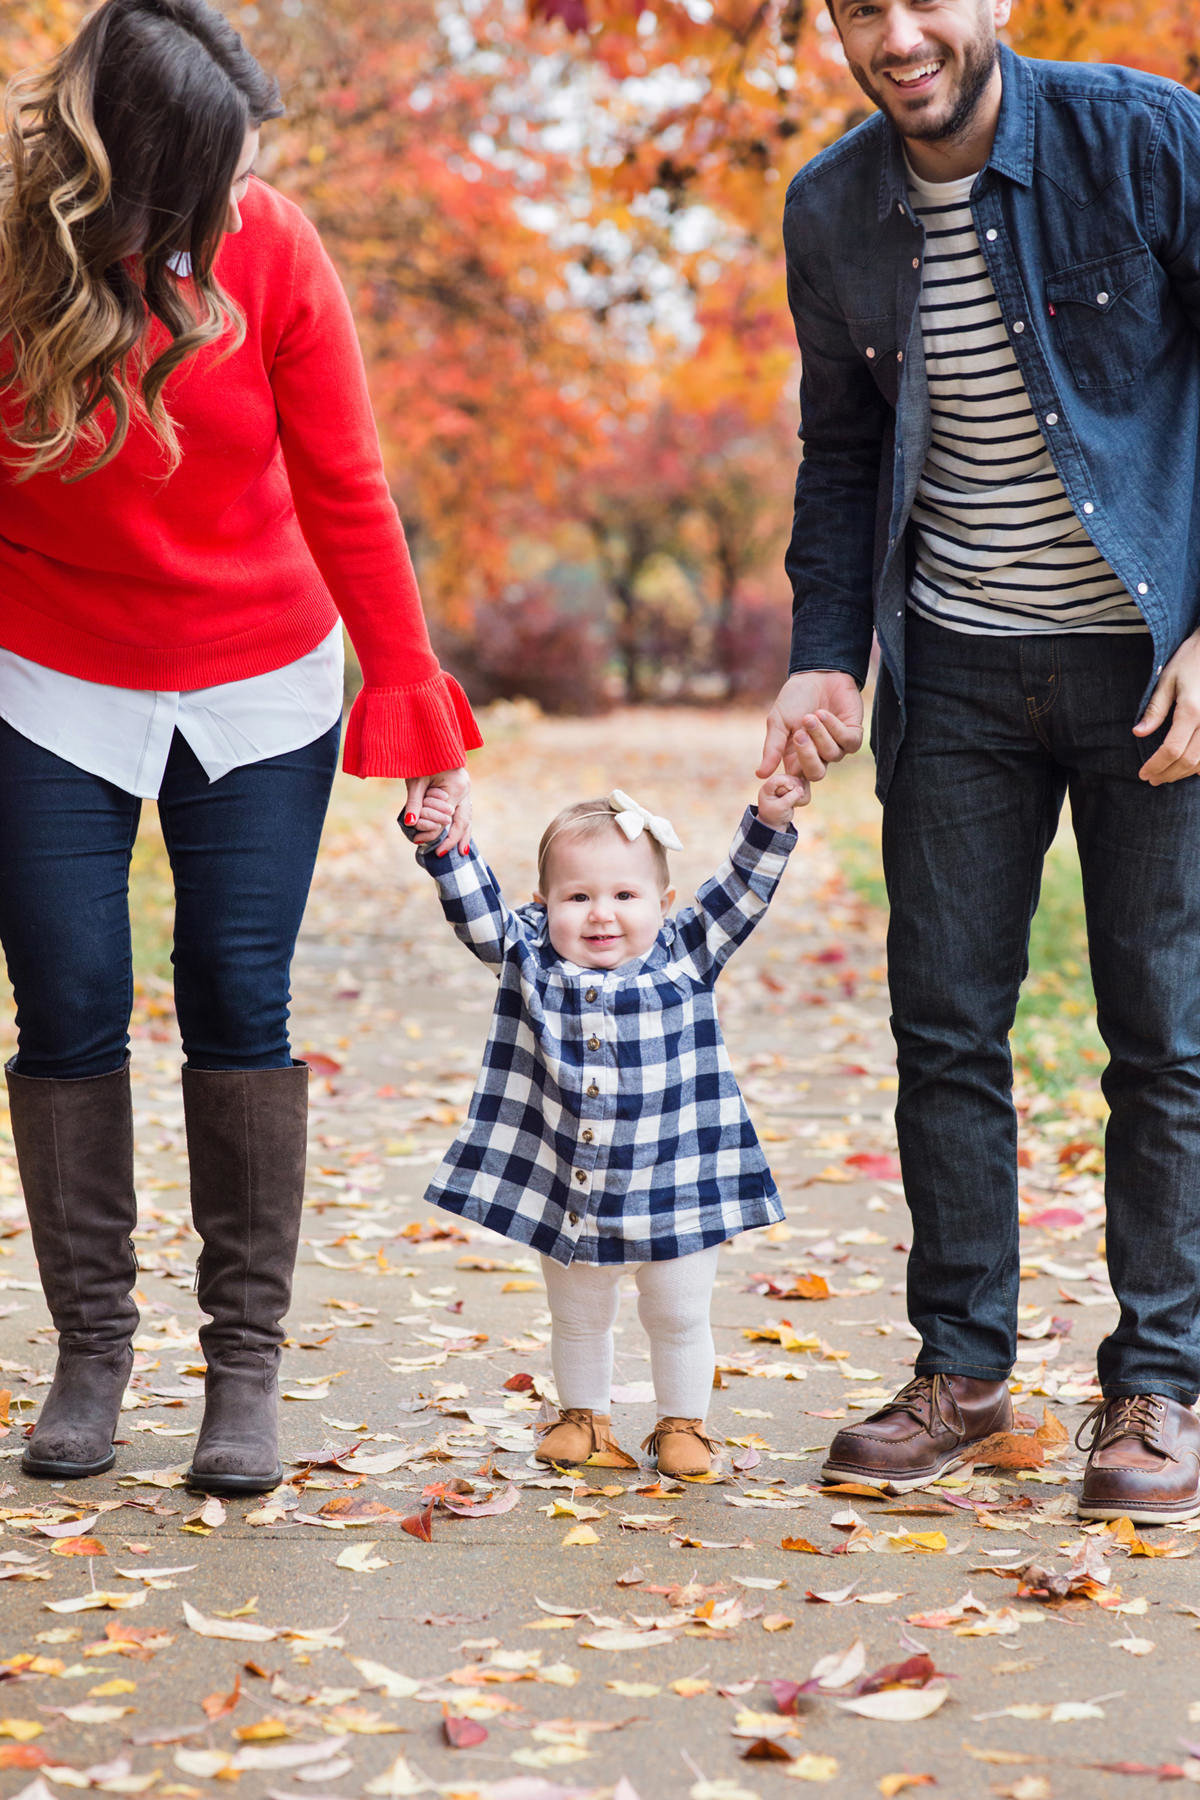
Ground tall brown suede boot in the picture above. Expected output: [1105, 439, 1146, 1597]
[5, 1058, 138, 1479]
[182, 1062, 309, 1496]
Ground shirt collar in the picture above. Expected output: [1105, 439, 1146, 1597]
[876, 42, 1034, 220]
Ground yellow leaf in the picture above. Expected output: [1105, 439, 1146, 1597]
[670, 1677, 711, 1697]
[0, 1722, 43, 1742]
[233, 1718, 291, 1742]
[561, 1524, 599, 1547]
[785, 1754, 840, 1782]
[88, 1678, 137, 1696]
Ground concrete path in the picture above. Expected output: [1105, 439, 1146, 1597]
[1, 707, 1195, 1800]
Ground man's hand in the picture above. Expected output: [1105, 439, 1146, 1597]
[403, 766, 472, 853]
[1135, 633, 1200, 784]
[758, 671, 864, 787]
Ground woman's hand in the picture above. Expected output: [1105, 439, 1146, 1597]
[403, 767, 472, 854]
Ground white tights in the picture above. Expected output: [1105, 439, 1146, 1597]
[539, 1246, 720, 1419]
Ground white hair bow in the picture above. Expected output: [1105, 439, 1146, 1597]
[607, 789, 683, 852]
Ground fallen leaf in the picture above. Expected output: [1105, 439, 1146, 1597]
[838, 1684, 949, 1721]
[401, 1504, 434, 1543]
[182, 1600, 276, 1642]
[443, 1713, 488, 1748]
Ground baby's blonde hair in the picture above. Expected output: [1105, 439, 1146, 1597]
[537, 798, 672, 893]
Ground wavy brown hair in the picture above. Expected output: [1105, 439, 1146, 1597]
[0, 0, 281, 479]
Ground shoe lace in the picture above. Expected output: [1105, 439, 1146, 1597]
[1074, 1394, 1164, 1455]
[883, 1374, 966, 1436]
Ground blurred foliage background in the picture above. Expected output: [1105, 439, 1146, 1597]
[2, 0, 1187, 1102]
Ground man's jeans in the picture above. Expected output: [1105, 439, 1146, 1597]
[0, 719, 340, 1080]
[883, 614, 1200, 1404]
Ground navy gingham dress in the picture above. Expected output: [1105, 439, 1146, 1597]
[411, 806, 795, 1266]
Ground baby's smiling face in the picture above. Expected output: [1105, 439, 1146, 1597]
[535, 830, 674, 969]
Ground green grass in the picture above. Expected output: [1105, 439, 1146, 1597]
[825, 756, 1104, 1114]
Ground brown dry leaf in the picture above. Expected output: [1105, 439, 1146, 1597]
[319, 1496, 406, 1525]
[782, 1537, 823, 1555]
[879, 1778, 937, 1797]
[742, 1737, 795, 1762]
[585, 1446, 640, 1470]
[201, 1673, 242, 1720]
[961, 1432, 1045, 1470]
[1035, 1407, 1069, 1447]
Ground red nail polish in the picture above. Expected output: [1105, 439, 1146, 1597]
[404, 813, 417, 826]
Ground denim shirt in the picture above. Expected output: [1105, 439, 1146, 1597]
[783, 45, 1200, 797]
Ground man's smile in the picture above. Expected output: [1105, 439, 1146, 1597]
[883, 58, 945, 90]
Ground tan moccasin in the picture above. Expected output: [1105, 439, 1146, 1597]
[535, 1407, 636, 1468]
[641, 1415, 721, 1477]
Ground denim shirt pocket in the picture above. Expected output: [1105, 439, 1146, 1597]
[1044, 245, 1161, 393]
[844, 314, 902, 407]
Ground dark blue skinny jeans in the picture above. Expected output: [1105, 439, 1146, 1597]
[0, 719, 340, 1080]
[884, 614, 1200, 1405]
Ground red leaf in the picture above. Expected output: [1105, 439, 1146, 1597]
[854, 1654, 947, 1695]
[443, 1713, 489, 1748]
[529, 0, 591, 28]
[305, 1053, 342, 1076]
[770, 1678, 804, 1715]
[1027, 1206, 1086, 1229]
[401, 1503, 434, 1542]
[503, 1372, 535, 1391]
[844, 1151, 902, 1179]
[0, 1748, 51, 1770]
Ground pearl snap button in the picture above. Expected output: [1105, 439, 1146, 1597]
[1045, 413, 1058, 425]
[897, 351, 904, 362]
[1096, 291, 1109, 305]
[865, 347, 876, 359]
[912, 257, 919, 269]
[1137, 583, 1149, 595]
[1083, 502, 1095, 515]
[1012, 320, 1025, 333]
[985, 228, 998, 241]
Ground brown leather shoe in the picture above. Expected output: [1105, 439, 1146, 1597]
[641, 1416, 721, 1477]
[820, 1373, 1013, 1491]
[1077, 1394, 1200, 1524]
[535, 1408, 636, 1468]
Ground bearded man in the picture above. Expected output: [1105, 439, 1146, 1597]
[761, 0, 1200, 1521]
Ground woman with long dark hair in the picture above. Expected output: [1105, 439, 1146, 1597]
[0, 0, 478, 1493]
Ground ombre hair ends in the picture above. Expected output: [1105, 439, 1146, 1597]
[0, 0, 281, 479]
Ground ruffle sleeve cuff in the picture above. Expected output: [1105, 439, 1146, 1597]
[341, 671, 483, 779]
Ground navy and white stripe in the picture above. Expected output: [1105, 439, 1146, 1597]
[409, 808, 794, 1267]
[907, 166, 1144, 635]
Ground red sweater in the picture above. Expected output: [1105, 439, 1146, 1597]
[0, 179, 480, 778]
